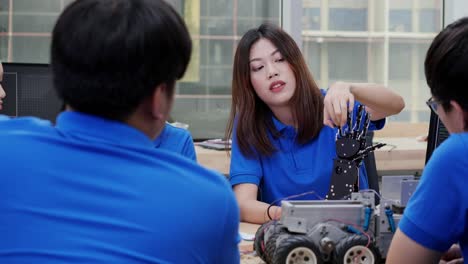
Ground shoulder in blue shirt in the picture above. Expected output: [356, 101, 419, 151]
[399, 133, 468, 258]
[0, 114, 12, 121]
[0, 112, 239, 264]
[154, 123, 197, 161]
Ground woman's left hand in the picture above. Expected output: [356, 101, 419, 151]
[323, 82, 354, 128]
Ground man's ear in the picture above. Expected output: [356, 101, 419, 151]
[450, 100, 468, 131]
[150, 83, 168, 121]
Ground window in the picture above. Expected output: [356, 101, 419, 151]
[171, 0, 280, 139]
[0, 0, 69, 63]
[302, 0, 442, 123]
[0, 0, 280, 139]
[0, 0, 442, 138]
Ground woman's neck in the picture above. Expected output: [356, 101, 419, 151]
[270, 106, 296, 127]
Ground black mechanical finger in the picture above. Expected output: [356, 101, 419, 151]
[359, 112, 371, 141]
[346, 110, 353, 138]
[351, 143, 387, 163]
[353, 105, 364, 137]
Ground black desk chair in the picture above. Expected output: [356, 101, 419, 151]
[364, 131, 380, 204]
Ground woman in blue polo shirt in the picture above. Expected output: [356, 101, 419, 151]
[226, 23, 405, 224]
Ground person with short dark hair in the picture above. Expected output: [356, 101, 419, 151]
[226, 23, 405, 224]
[0, 0, 239, 263]
[387, 17, 468, 264]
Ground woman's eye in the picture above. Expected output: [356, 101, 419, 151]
[275, 58, 285, 62]
[252, 66, 263, 72]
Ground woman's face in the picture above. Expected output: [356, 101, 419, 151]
[0, 62, 5, 111]
[248, 38, 296, 110]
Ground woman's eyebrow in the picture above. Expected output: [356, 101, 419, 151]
[250, 49, 280, 63]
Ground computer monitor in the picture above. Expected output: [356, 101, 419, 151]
[425, 111, 450, 163]
[0, 63, 62, 122]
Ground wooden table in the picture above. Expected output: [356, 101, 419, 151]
[373, 137, 426, 175]
[196, 137, 427, 176]
[195, 146, 231, 175]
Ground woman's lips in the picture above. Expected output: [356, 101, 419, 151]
[270, 81, 285, 93]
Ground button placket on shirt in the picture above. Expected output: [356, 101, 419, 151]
[281, 127, 298, 170]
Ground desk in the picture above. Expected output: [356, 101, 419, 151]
[196, 137, 426, 176]
[195, 146, 230, 175]
[373, 137, 426, 175]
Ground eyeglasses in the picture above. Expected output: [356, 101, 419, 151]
[426, 97, 439, 115]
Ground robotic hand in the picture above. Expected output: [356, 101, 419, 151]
[326, 105, 386, 200]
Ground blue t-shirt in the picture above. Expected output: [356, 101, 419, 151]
[0, 112, 239, 264]
[154, 123, 196, 161]
[399, 133, 468, 259]
[229, 99, 384, 204]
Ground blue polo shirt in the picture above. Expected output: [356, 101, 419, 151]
[399, 133, 468, 259]
[0, 112, 240, 264]
[154, 123, 196, 161]
[229, 101, 384, 204]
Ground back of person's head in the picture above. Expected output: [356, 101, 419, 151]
[51, 0, 191, 121]
[228, 23, 323, 156]
[425, 17, 468, 117]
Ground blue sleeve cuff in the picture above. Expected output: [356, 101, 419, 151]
[399, 215, 452, 252]
[369, 118, 385, 131]
[229, 173, 261, 187]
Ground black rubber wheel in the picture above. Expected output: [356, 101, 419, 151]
[265, 228, 284, 263]
[263, 222, 288, 263]
[273, 235, 323, 264]
[254, 221, 274, 262]
[334, 235, 381, 264]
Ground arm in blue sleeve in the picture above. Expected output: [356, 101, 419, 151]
[229, 124, 263, 186]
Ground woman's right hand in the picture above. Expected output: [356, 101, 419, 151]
[323, 82, 355, 128]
